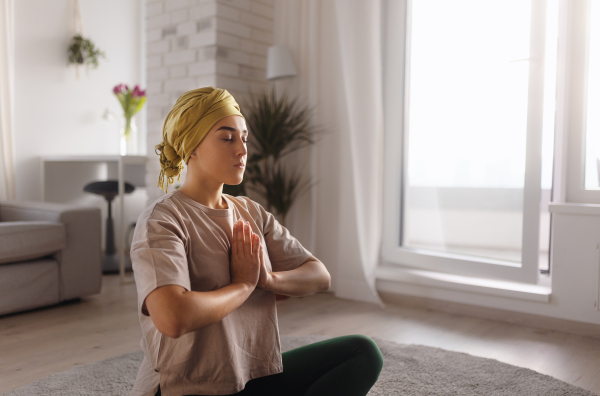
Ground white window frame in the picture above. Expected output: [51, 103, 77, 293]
[381, 0, 558, 284]
[562, 0, 600, 203]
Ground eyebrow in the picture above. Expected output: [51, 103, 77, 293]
[217, 126, 248, 135]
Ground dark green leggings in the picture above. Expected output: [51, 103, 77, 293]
[155, 334, 384, 396]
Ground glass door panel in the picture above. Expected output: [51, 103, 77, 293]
[404, 0, 533, 262]
[585, 0, 600, 190]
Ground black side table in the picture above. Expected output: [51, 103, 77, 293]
[84, 180, 135, 274]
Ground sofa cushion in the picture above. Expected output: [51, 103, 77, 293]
[0, 259, 60, 316]
[0, 221, 66, 264]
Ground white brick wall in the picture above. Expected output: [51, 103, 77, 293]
[145, 0, 272, 203]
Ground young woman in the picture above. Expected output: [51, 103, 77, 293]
[130, 87, 383, 396]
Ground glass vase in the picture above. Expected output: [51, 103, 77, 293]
[120, 116, 137, 156]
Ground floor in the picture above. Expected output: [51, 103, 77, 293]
[1, 274, 599, 395]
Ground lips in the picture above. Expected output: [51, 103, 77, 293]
[235, 162, 245, 167]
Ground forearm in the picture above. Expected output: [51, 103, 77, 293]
[148, 283, 254, 338]
[268, 261, 331, 297]
[176, 282, 254, 337]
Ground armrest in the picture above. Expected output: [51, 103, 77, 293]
[0, 200, 102, 300]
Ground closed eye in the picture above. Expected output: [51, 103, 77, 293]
[224, 139, 248, 143]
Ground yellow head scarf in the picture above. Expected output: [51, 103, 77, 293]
[155, 86, 244, 193]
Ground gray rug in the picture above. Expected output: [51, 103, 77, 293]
[6, 334, 596, 396]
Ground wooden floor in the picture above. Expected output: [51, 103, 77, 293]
[1, 274, 600, 395]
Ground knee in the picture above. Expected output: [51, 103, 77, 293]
[347, 334, 384, 374]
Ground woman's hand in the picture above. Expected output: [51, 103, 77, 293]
[230, 220, 262, 289]
[256, 242, 274, 292]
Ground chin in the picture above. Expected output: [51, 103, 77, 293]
[225, 175, 244, 185]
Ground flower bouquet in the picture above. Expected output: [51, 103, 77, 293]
[112, 84, 146, 142]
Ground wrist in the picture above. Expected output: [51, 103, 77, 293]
[265, 272, 276, 293]
[233, 280, 255, 294]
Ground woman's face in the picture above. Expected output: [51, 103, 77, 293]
[189, 115, 247, 186]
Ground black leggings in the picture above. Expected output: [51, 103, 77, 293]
[155, 334, 384, 396]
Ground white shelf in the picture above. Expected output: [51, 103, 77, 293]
[40, 154, 148, 285]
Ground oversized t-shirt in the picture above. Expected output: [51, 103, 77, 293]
[129, 190, 313, 396]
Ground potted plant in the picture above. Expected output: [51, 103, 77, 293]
[223, 87, 324, 228]
[68, 34, 106, 71]
[112, 84, 147, 155]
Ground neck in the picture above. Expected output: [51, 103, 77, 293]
[177, 174, 227, 210]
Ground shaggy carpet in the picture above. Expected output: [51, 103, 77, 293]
[5, 334, 596, 396]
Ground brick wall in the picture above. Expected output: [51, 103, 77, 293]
[145, 0, 274, 203]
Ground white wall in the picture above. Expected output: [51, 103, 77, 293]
[14, 0, 145, 201]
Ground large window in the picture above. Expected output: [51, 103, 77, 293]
[559, 0, 600, 203]
[382, 0, 559, 284]
[584, 0, 600, 190]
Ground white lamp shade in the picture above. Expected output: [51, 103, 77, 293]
[266, 45, 297, 80]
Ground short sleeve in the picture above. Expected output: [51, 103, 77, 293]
[252, 201, 312, 272]
[131, 206, 191, 316]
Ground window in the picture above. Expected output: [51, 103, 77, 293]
[381, 0, 559, 283]
[584, 1, 600, 190]
[563, 0, 600, 203]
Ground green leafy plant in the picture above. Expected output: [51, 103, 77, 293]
[223, 87, 325, 227]
[68, 34, 106, 69]
[259, 161, 312, 226]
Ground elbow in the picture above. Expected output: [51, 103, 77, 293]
[145, 286, 190, 339]
[314, 260, 331, 292]
[321, 273, 331, 292]
[153, 314, 187, 339]
[162, 323, 184, 339]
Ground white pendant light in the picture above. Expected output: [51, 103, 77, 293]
[266, 45, 297, 80]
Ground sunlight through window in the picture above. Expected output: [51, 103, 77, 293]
[404, 0, 557, 265]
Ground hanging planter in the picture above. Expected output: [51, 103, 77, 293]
[67, 33, 105, 69]
[67, 0, 105, 79]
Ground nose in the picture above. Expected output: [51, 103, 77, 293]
[237, 137, 247, 156]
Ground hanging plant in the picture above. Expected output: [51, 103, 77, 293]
[68, 33, 106, 69]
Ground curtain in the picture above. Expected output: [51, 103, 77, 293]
[333, 0, 385, 307]
[273, 0, 386, 308]
[0, 0, 16, 201]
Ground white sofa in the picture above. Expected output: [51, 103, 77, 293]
[0, 200, 102, 316]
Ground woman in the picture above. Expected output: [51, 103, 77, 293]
[130, 87, 383, 396]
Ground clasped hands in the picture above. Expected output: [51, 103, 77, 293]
[230, 219, 274, 292]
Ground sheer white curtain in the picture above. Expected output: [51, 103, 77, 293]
[0, 0, 16, 201]
[273, 0, 385, 308]
[333, 0, 385, 307]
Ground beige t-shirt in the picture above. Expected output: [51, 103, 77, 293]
[129, 190, 312, 396]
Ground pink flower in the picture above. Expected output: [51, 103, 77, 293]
[113, 85, 122, 94]
[131, 85, 146, 98]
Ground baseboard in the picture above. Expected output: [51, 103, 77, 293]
[378, 290, 600, 340]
